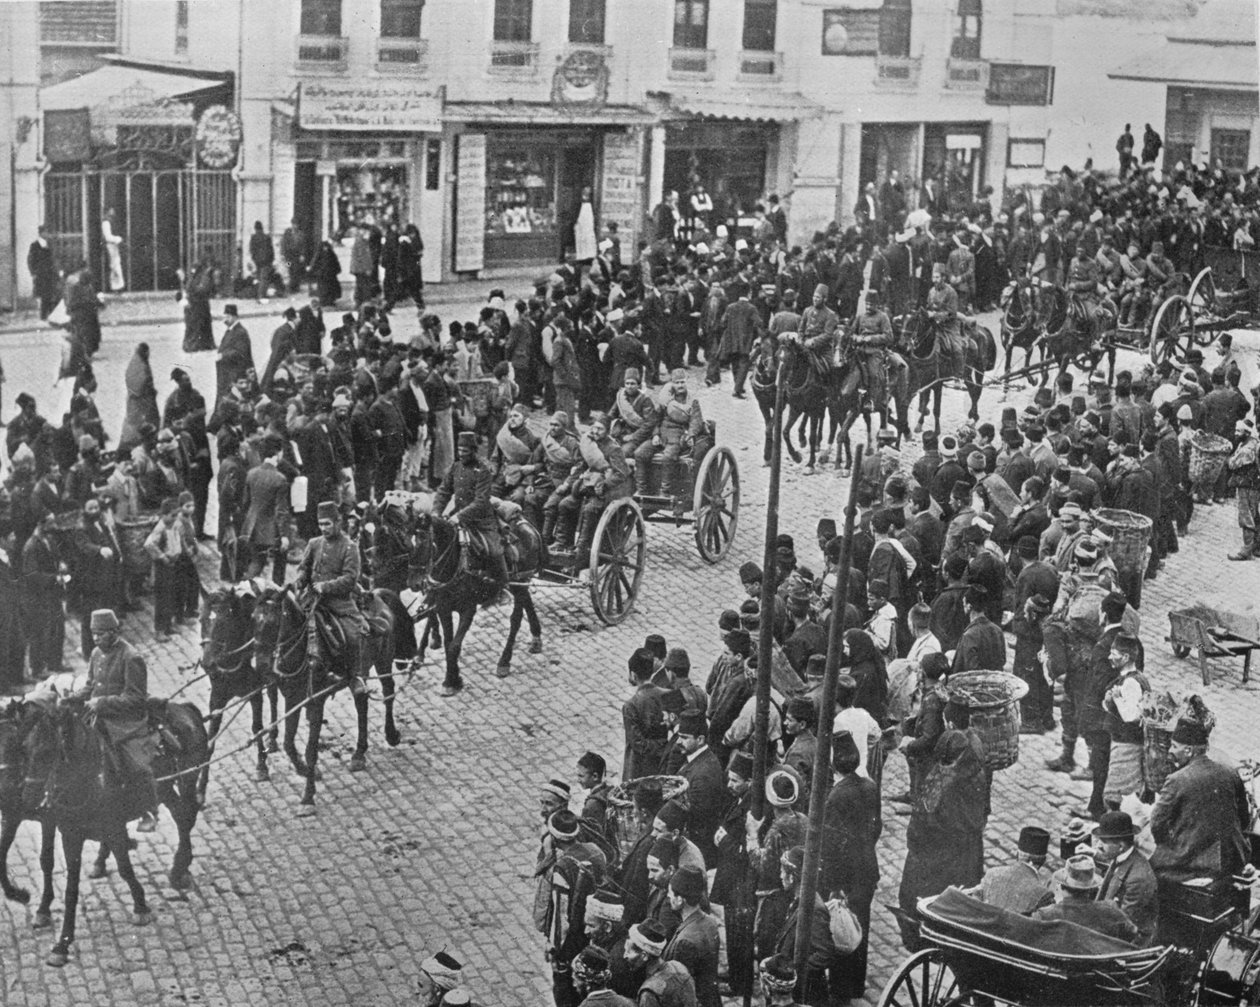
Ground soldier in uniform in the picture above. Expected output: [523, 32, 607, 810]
[963, 825, 1053, 913]
[73, 608, 158, 831]
[849, 291, 895, 410]
[651, 369, 710, 507]
[798, 284, 839, 360]
[492, 405, 545, 531]
[926, 263, 966, 376]
[553, 413, 630, 568]
[293, 500, 368, 696]
[540, 411, 582, 545]
[434, 431, 510, 594]
[1067, 241, 1102, 340]
[611, 370, 659, 490]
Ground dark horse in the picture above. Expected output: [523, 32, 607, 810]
[200, 585, 280, 786]
[266, 585, 409, 814]
[823, 348, 912, 470]
[0, 700, 58, 922]
[773, 338, 832, 471]
[16, 697, 209, 966]
[999, 276, 1056, 392]
[1044, 290, 1119, 385]
[895, 308, 997, 432]
[412, 510, 543, 695]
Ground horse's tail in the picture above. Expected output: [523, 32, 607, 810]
[976, 323, 998, 373]
[162, 700, 211, 805]
[374, 587, 416, 663]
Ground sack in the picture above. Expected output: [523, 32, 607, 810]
[290, 474, 309, 513]
[826, 893, 864, 953]
[48, 299, 69, 327]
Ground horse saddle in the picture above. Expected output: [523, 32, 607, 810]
[313, 605, 347, 658]
[359, 594, 393, 638]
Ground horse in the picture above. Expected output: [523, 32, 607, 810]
[0, 700, 59, 925]
[895, 308, 997, 432]
[999, 276, 1052, 392]
[268, 584, 409, 813]
[18, 697, 208, 967]
[1044, 289, 1119, 385]
[199, 586, 279, 786]
[822, 346, 913, 470]
[775, 338, 832, 471]
[412, 509, 543, 695]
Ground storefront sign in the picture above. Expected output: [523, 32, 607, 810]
[299, 82, 442, 131]
[551, 50, 610, 109]
[986, 64, 1055, 106]
[196, 105, 242, 169]
[455, 134, 487, 272]
[600, 130, 642, 255]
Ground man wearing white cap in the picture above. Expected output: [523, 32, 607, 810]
[625, 920, 696, 1006]
[1227, 418, 1260, 560]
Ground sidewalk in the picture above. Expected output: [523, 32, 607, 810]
[0, 268, 543, 337]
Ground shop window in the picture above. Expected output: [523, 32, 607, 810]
[334, 164, 407, 240]
[569, 0, 605, 44]
[879, 0, 911, 58]
[951, 0, 981, 59]
[1007, 138, 1045, 169]
[485, 141, 558, 238]
[381, 0, 423, 37]
[743, 0, 776, 52]
[822, 9, 877, 55]
[494, 0, 532, 41]
[175, 0, 188, 54]
[1212, 129, 1250, 172]
[300, 0, 341, 35]
[674, 0, 709, 51]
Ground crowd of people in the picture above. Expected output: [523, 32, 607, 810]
[9, 144, 1260, 1006]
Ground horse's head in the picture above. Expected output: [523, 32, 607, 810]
[201, 587, 253, 673]
[19, 702, 80, 808]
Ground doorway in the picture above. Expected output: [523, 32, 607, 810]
[558, 144, 596, 261]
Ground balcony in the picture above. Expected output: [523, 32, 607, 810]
[945, 57, 989, 91]
[738, 50, 783, 82]
[377, 37, 430, 73]
[488, 39, 540, 76]
[296, 35, 348, 70]
[668, 47, 716, 81]
[874, 54, 921, 88]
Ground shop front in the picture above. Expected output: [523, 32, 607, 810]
[857, 121, 990, 215]
[662, 119, 779, 223]
[448, 104, 652, 275]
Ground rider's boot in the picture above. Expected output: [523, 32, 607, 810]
[552, 511, 576, 552]
[542, 509, 558, 546]
[573, 513, 596, 570]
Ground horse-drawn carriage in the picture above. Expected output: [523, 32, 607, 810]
[883, 880, 1260, 1007]
[1142, 247, 1260, 365]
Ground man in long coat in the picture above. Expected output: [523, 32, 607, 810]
[27, 226, 60, 320]
[216, 305, 255, 403]
[715, 282, 764, 398]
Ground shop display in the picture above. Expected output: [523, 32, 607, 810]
[484, 149, 556, 237]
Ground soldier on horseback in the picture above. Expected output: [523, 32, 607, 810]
[800, 283, 839, 357]
[1066, 242, 1103, 340]
[849, 291, 895, 410]
[927, 263, 966, 375]
[294, 500, 369, 696]
[433, 431, 511, 598]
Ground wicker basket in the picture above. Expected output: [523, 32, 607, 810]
[946, 670, 1029, 771]
[1142, 721, 1175, 793]
[1093, 508, 1153, 575]
[1188, 431, 1232, 485]
[119, 514, 160, 576]
[608, 775, 689, 860]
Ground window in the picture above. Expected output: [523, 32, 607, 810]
[425, 138, 441, 190]
[879, 0, 911, 58]
[174, 0, 188, 53]
[494, 0, 532, 41]
[674, 0, 709, 51]
[300, 0, 341, 35]
[1212, 129, 1250, 172]
[381, 0, 423, 37]
[1007, 138, 1045, 169]
[951, 0, 981, 59]
[742, 0, 776, 52]
[569, 0, 605, 44]
[822, 9, 879, 55]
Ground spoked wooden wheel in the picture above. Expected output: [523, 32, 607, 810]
[1188, 266, 1218, 324]
[589, 498, 646, 626]
[1150, 294, 1195, 365]
[693, 445, 740, 563]
[877, 947, 972, 1007]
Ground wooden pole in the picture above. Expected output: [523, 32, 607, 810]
[746, 355, 787, 1007]
[793, 443, 865, 977]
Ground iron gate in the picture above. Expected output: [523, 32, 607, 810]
[44, 160, 236, 293]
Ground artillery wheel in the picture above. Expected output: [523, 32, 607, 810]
[1188, 266, 1218, 327]
[693, 445, 740, 563]
[589, 498, 646, 626]
[877, 947, 972, 1007]
[1150, 295, 1195, 365]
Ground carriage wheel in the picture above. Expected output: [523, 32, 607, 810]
[693, 446, 740, 564]
[877, 947, 971, 1007]
[1150, 295, 1195, 365]
[589, 498, 646, 626]
[1188, 266, 1218, 322]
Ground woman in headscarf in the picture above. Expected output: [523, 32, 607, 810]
[310, 240, 342, 307]
[118, 342, 159, 455]
[896, 700, 988, 951]
[844, 627, 889, 725]
[182, 257, 217, 352]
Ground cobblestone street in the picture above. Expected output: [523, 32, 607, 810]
[1, 300, 1259, 1006]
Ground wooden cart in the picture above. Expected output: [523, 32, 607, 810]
[1166, 604, 1260, 686]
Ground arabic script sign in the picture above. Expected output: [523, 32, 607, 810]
[299, 82, 442, 131]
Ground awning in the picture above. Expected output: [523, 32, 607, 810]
[656, 90, 823, 122]
[445, 101, 656, 126]
[41, 63, 230, 112]
[1109, 40, 1258, 89]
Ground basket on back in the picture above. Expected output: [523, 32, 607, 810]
[946, 671, 1029, 771]
[1093, 508, 1152, 575]
[1188, 430, 1232, 487]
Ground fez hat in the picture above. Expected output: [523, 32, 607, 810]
[669, 865, 707, 904]
[664, 647, 690, 674]
[457, 431, 477, 450]
[718, 609, 741, 631]
[1018, 826, 1051, 857]
[628, 647, 655, 678]
[739, 561, 762, 585]
[677, 713, 707, 738]
[1172, 717, 1210, 745]
[728, 750, 754, 779]
[833, 729, 861, 770]
[90, 608, 119, 632]
[655, 800, 687, 832]
[660, 689, 686, 714]
[316, 500, 340, 522]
